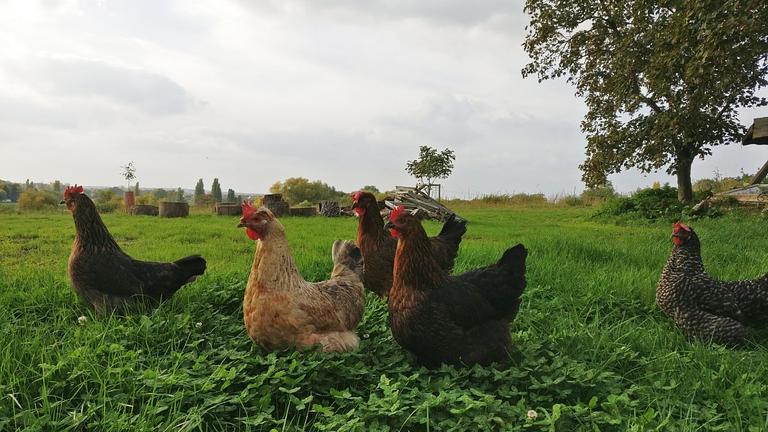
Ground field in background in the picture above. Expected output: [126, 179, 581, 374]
[2, 208, 768, 430]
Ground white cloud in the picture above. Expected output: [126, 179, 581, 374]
[0, 0, 763, 196]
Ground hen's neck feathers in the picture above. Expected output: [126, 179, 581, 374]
[72, 201, 121, 252]
[392, 225, 448, 292]
[666, 237, 705, 275]
[248, 222, 305, 291]
[356, 203, 386, 245]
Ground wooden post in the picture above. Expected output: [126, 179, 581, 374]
[750, 159, 768, 185]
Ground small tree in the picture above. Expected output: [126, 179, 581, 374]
[226, 188, 236, 202]
[134, 182, 140, 196]
[176, 187, 186, 202]
[211, 178, 223, 202]
[194, 179, 205, 202]
[120, 162, 136, 189]
[405, 146, 456, 190]
[361, 185, 380, 194]
[52, 180, 62, 193]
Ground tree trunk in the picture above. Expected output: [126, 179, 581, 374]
[676, 157, 694, 203]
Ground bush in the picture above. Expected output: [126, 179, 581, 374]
[96, 202, 119, 213]
[17, 190, 59, 211]
[596, 185, 685, 220]
[580, 182, 617, 204]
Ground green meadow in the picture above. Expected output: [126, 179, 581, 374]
[1, 207, 768, 431]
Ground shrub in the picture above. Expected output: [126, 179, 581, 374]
[96, 202, 119, 213]
[596, 185, 685, 220]
[17, 190, 59, 211]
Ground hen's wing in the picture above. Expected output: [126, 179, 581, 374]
[71, 251, 146, 297]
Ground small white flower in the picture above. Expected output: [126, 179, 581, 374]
[527, 410, 538, 420]
[363, 333, 370, 339]
[77, 316, 88, 325]
[195, 322, 203, 329]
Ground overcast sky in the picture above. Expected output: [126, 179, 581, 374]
[1, 0, 766, 197]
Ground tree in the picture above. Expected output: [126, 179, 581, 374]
[360, 185, 380, 194]
[176, 187, 186, 202]
[51, 180, 62, 193]
[0, 189, 7, 201]
[211, 178, 223, 202]
[154, 188, 168, 199]
[120, 161, 136, 187]
[194, 179, 205, 202]
[269, 177, 346, 205]
[523, 0, 768, 202]
[226, 188, 236, 202]
[405, 146, 456, 187]
[134, 182, 140, 196]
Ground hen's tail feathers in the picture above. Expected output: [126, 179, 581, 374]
[437, 213, 467, 249]
[302, 331, 360, 352]
[498, 243, 527, 274]
[174, 255, 207, 283]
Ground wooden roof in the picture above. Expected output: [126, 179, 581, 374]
[743, 117, 768, 145]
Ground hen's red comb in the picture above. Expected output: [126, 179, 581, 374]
[673, 222, 691, 232]
[389, 205, 406, 221]
[63, 184, 84, 200]
[242, 201, 257, 218]
[351, 191, 363, 201]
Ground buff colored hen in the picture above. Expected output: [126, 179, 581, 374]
[238, 203, 365, 352]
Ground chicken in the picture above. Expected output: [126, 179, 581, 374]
[384, 205, 527, 367]
[63, 185, 206, 314]
[351, 191, 467, 297]
[238, 202, 365, 352]
[656, 222, 768, 345]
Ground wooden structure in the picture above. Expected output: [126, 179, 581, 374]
[123, 191, 135, 211]
[159, 201, 189, 218]
[132, 204, 158, 216]
[384, 186, 461, 222]
[262, 194, 289, 217]
[215, 202, 242, 216]
[742, 117, 768, 186]
[289, 207, 317, 217]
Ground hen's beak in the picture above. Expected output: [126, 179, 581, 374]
[384, 221, 394, 230]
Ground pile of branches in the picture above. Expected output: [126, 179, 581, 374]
[383, 186, 461, 222]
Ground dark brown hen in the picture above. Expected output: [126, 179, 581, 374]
[385, 206, 527, 368]
[656, 222, 768, 345]
[63, 185, 206, 314]
[351, 191, 466, 297]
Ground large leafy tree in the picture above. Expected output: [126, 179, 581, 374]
[269, 177, 345, 205]
[405, 146, 456, 187]
[523, 0, 768, 202]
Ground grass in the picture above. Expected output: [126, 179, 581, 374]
[1, 207, 768, 431]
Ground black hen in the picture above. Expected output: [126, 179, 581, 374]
[385, 206, 527, 368]
[62, 185, 206, 314]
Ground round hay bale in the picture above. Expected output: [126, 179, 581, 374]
[132, 204, 159, 216]
[290, 207, 317, 217]
[159, 201, 189, 218]
[216, 203, 242, 216]
[262, 194, 283, 204]
[265, 201, 289, 217]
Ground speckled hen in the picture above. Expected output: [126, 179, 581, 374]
[656, 222, 768, 345]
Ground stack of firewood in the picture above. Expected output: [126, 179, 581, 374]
[319, 201, 343, 217]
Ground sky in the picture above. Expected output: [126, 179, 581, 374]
[0, 0, 766, 198]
